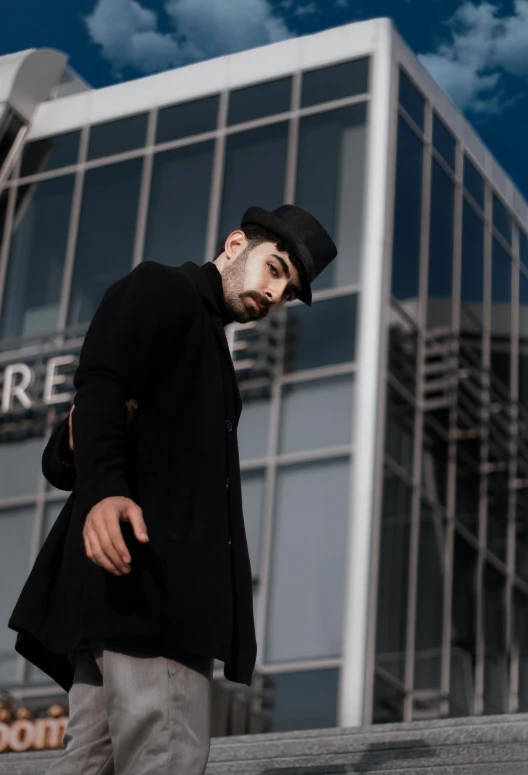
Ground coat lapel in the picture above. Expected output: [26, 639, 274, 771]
[179, 262, 242, 419]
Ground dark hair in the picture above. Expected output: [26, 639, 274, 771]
[214, 222, 308, 291]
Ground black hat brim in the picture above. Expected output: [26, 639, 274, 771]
[241, 207, 313, 306]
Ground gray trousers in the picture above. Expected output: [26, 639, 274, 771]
[45, 643, 214, 775]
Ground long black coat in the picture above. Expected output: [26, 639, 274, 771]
[8, 260, 257, 691]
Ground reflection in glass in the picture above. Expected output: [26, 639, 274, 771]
[487, 470, 508, 563]
[269, 669, 339, 731]
[392, 117, 423, 309]
[427, 160, 454, 327]
[433, 114, 456, 170]
[492, 195, 512, 245]
[455, 452, 480, 535]
[0, 505, 35, 685]
[415, 504, 444, 689]
[398, 70, 425, 130]
[376, 471, 412, 682]
[266, 458, 350, 662]
[301, 57, 369, 107]
[143, 142, 214, 267]
[0, 176, 74, 340]
[0, 437, 45, 499]
[514, 591, 528, 712]
[385, 385, 414, 474]
[388, 302, 418, 395]
[21, 132, 80, 177]
[519, 272, 528, 412]
[278, 374, 354, 454]
[464, 156, 484, 209]
[461, 199, 484, 334]
[491, 239, 512, 391]
[296, 103, 366, 289]
[228, 78, 291, 125]
[87, 114, 148, 160]
[156, 96, 218, 144]
[237, 396, 271, 460]
[422, 421, 448, 507]
[285, 294, 357, 373]
[450, 534, 477, 713]
[483, 564, 508, 714]
[516, 490, 528, 584]
[219, 123, 288, 243]
[241, 470, 265, 578]
[68, 159, 142, 327]
[521, 230, 528, 270]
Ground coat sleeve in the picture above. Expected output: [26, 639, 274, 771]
[41, 414, 76, 491]
[70, 261, 195, 523]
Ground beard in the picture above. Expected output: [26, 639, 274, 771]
[222, 248, 268, 323]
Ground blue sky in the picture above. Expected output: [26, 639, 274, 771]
[2, 0, 528, 196]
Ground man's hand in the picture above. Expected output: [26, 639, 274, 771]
[82, 496, 149, 575]
[68, 399, 138, 452]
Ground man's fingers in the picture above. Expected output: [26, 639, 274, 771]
[84, 528, 124, 576]
[93, 518, 131, 574]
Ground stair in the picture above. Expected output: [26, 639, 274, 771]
[2, 714, 527, 773]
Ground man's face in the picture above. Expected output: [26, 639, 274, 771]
[219, 233, 302, 324]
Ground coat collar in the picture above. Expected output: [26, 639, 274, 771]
[179, 261, 242, 419]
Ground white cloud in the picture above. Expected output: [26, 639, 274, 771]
[335, 0, 348, 7]
[292, 2, 319, 17]
[85, 0, 292, 76]
[419, 1, 528, 115]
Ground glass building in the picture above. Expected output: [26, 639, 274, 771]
[0, 17, 527, 734]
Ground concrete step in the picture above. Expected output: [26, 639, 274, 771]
[1, 714, 527, 774]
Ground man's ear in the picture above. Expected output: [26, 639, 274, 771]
[225, 230, 247, 259]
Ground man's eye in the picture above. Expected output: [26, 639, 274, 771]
[268, 263, 278, 276]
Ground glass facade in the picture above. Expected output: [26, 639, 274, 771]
[2, 28, 528, 734]
[0, 53, 367, 733]
[375, 66, 528, 722]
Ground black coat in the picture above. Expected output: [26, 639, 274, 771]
[8, 260, 257, 690]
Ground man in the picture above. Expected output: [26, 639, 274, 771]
[9, 205, 337, 774]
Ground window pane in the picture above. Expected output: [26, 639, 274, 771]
[461, 199, 484, 333]
[0, 437, 44, 499]
[415, 504, 444, 689]
[385, 385, 414, 474]
[521, 230, 528, 271]
[0, 504, 35, 686]
[491, 238, 512, 391]
[376, 471, 412, 682]
[433, 114, 456, 171]
[493, 195, 512, 245]
[68, 159, 142, 327]
[87, 114, 148, 160]
[399, 70, 425, 130]
[296, 103, 367, 289]
[0, 175, 74, 340]
[519, 272, 528, 412]
[464, 156, 484, 209]
[301, 57, 369, 108]
[21, 131, 80, 177]
[269, 669, 338, 731]
[483, 564, 508, 715]
[279, 374, 354, 455]
[237, 396, 271, 460]
[143, 142, 214, 267]
[450, 534, 477, 715]
[266, 458, 350, 662]
[392, 117, 423, 309]
[427, 160, 454, 327]
[218, 123, 288, 243]
[241, 469, 265, 578]
[228, 78, 291, 125]
[285, 294, 357, 373]
[156, 96, 219, 144]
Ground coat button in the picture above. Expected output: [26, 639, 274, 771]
[225, 419, 233, 432]
[226, 477, 230, 490]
